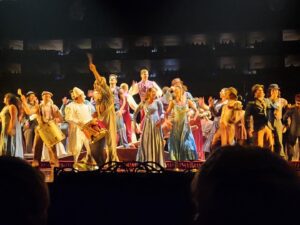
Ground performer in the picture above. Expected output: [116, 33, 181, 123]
[129, 68, 162, 102]
[109, 74, 128, 147]
[21, 91, 63, 167]
[245, 84, 274, 150]
[0, 93, 24, 157]
[196, 98, 213, 141]
[189, 109, 205, 160]
[165, 85, 198, 161]
[120, 82, 138, 143]
[200, 88, 228, 156]
[65, 87, 98, 169]
[134, 87, 166, 167]
[171, 78, 204, 158]
[22, 91, 38, 154]
[283, 93, 300, 161]
[266, 84, 288, 158]
[129, 68, 162, 123]
[159, 86, 172, 111]
[219, 87, 245, 146]
[59, 92, 74, 150]
[89, 63, 119, 163]
[171, 77, 193, 101]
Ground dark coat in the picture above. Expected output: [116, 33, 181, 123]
[245, 98, 271, 132]
[283, 107, 300, 137]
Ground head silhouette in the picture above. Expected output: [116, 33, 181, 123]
[191, 145, 300, 225]
[0, 156, 49, 225]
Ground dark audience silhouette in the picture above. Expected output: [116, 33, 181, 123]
[191, 145, 300, 225]
[0, 156, 49, 225]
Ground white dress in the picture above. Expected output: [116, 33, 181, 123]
[65, 102, 94, 158]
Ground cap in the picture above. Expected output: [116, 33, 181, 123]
[41, 91, 53, 97]
[72, 87, 86, 99]
[26, 91, 35, 96]
[251, 84, 264, 94]
[268, 84, 280, 90]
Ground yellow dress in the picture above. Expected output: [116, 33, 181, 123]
[94, 77, 119, 162]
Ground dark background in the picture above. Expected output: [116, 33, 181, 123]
[0, 0, 299, 105]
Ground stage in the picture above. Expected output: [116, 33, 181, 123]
[24, 147, 205, 171]
[25, 147, 300, 172]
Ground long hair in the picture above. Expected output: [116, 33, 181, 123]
[4, 93, 21, 112]
[144, 87, 157, 102]
[174, 85, 184, 99]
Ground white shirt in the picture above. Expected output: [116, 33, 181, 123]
[65, 102, 93, 125]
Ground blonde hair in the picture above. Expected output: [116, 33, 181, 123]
[174, 85, 184, 97]
[120, 83, 129, 91]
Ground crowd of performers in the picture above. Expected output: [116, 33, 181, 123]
[0, 64, 300, 170]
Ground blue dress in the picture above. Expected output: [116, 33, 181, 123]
[0, 106, 24, 157]
[168, 100, 198, 161]
[203, 100, 227, 153]
[135, 100, 166, 167]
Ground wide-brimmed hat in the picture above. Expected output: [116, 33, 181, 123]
[251, 84, 264, 94]
[41, 91, 53, 97]
[72, 87, 86, 99]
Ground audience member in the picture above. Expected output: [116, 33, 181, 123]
[0, 156, 49, 225]
[191, 145, 300, 225]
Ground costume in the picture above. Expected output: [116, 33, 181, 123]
[22, 102, 38, 153]
[245, 98, 273, 149]
[122, 92, 132, 143]
[168, 99, 198, 161]
[130, 80, 162, 102]
[203, 99, 227, 153]
[283, 106, 300, 160]
[220, 100, 245, 146]
[112, 86, 128, 146]
[134, 100, 165, 167]
[266, 97, 288, 158]
[94, 76, 119, 162]
[129, 80, 162, 122]
[33, 100, 63, 166]
[0, 106, 23, 157]
[190, 116, 204, 160]
[183, 91, 204, 159]
[65, 100, 95, 165]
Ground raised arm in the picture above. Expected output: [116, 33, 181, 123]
[153, 82, 163, 97]
[198, 97, 210, 111]
[129, 81, 139, 96]
[20, 96, 39, 116]
[127, 94, 138, 111]
[89, 63, 105, 85]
